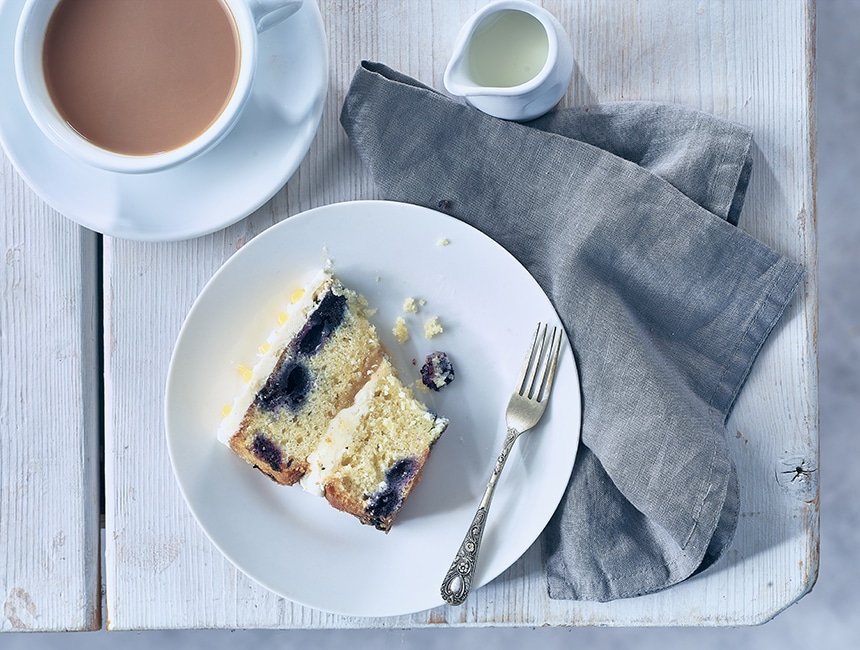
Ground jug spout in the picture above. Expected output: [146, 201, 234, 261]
[443, 0, 573, 121]
[443, 42, 476, 98]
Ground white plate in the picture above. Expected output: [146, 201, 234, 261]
[0, 0, 327, 242]
[165, 201, 581, 617]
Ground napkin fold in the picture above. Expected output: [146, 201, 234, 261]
[340, 61, 803, 601]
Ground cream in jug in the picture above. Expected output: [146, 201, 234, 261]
[444, 0, 573, 121]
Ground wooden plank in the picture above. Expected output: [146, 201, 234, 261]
[0, 152, 102, 631]
[103, 0, 816, 628]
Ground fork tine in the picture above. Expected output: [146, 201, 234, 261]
[528, 325, 553, 400]
[517, 322, 546, 397]
[535, 326, 562, 403]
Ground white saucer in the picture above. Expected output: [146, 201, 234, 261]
[0, 0, 328, 242]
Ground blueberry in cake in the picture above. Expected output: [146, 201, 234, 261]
[218, 270, 448, 531]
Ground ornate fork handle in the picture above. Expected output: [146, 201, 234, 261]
[441, 426, 521, 606]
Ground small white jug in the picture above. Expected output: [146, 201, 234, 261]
[444, 0, 573, 121]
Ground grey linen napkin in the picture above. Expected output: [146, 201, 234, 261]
[340, 61, 804, 601]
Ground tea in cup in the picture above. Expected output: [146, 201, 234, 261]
[14, 0, 303, 174]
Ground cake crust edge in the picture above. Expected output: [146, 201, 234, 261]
[323, 448, 432, 533]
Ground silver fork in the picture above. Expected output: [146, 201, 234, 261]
[440, 322, 563, 606]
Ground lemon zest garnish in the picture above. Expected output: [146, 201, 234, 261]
[290, 288, 305, 304]
[222, 404, 233, 417]
[258, 342, 271, 355]
[238, 364, 253, 383]
[277, 312, 288, 326]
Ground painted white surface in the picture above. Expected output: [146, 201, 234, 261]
[103, 0, 817, 629]
[0, 160, 101, 631]
[1, 0, 819, 635]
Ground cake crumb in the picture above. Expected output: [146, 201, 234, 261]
[414, 379, 429, 393]
[393, 317, 410, 344]
[358, 294, 378, 317]
[321, 248, 333, 269]
[403, 297, 419, 313]
[437, 238, 450, 246]
[424, 316, 443, 339]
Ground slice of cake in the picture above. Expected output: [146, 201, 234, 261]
[301, 356, 448, 530]
[218, 270, 448, 531]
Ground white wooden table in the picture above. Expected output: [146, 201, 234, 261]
[1, 0, 817, 631]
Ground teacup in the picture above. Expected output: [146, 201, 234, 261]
[14, 0, 303, 174]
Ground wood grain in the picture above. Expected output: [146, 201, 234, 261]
[102, 0, 817, 629]
[0, 153, 101, 631]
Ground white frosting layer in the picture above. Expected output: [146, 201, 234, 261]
[216, 269, 333, 447]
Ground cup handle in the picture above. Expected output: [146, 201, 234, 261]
[248, 0, 304, 32]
